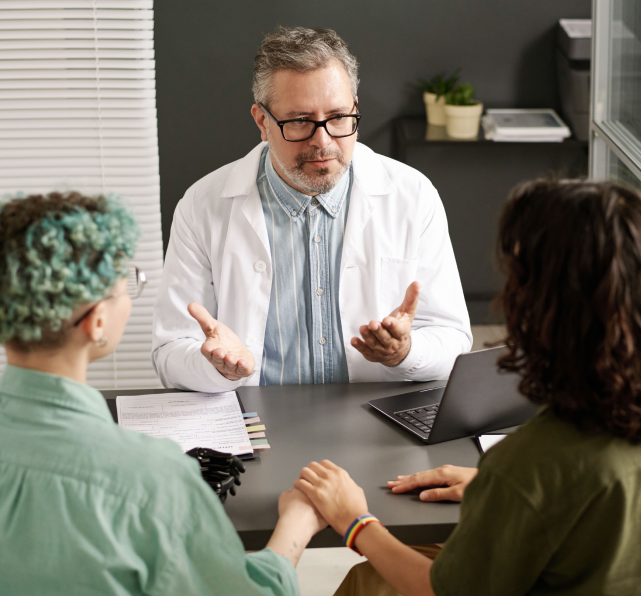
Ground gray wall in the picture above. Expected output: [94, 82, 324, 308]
[154, 0, 591, 250]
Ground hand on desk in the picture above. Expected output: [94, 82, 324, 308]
[188, 303, 255, 381]
[351, 281, 420, 367]
[387, 465, 478, 502]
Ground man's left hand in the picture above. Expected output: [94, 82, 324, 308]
[351, 281, 420, 367]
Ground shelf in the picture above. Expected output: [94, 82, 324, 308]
[394, 116, 588, 148]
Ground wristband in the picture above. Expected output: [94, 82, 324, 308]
[342, 514, 382, 555]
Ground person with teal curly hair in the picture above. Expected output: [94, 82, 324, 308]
[0, 191, 139, 350]
[0, 192, 326, 596]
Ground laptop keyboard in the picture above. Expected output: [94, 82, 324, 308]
[395, 403, 440, 436]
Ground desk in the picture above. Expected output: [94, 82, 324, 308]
[102, 382, 480, 550]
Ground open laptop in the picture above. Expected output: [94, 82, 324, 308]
[368, 346, 539, 444]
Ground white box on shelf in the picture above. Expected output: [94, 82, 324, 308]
[483, 109, 572, 142]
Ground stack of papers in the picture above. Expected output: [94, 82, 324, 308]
[117, 391, 257, 456]
[482, 109, 571, 142]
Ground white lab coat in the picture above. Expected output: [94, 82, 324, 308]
[152, 142, 472, 392]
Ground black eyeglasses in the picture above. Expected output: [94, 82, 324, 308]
[260, 103, 361, 142]
[72, 265, 146, 327]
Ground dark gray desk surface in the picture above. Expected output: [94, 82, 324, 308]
[102, 382, 481, 550]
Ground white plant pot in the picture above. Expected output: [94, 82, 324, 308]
[444, 102, 483, 139]
[423, 92, 446, 126]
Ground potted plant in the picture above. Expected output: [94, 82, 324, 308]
[418, 70, 460, 126]
[444, 82, 483, 139]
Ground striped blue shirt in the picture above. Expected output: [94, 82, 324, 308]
[257, 146, 351, 385]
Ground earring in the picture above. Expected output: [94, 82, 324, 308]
[95, 336, 108, 348]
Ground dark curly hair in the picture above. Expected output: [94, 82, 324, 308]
[495, 179, 641, 441]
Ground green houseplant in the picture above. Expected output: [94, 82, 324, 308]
[444, 82, 476, 106]
[418, 69, 460, 126]
[444, 82, 483, 139]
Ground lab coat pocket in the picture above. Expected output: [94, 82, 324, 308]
[380, 257, 418, 317]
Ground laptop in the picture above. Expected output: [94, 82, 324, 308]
[368, 346, 539, 444]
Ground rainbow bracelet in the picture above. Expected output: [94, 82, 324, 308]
[342, 515, 381, 555]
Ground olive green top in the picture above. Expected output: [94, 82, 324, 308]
[431, 408, 641, 595]
[0, 365, 298, 596]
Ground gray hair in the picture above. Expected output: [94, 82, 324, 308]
[253, 26, 359, 107]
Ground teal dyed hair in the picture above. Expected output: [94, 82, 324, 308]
[0, 192, 139, 347]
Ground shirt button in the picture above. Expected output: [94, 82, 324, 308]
[331, 207, 337, 213]
[316, 288, 324, 296]
[319, 338, 326, 345]
[314, 235, 321, 243]
[254, 260, 266, 272]
[311, 199, 320, 206]
[291, 210, 297, 216]
[246, 336, 255, 346]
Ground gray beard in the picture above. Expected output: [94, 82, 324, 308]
[267, 130, 350, 195]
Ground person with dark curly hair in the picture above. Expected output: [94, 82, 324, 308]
[0, 192, 325, 596]
[290, 180, 641, 596]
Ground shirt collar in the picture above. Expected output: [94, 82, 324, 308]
[0, 364, 113, 423]
[264, 147, 351, 220]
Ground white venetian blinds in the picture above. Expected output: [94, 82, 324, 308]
[0, 0, 164, 389]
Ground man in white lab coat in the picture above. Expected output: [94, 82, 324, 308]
[152, 26, 471, 392]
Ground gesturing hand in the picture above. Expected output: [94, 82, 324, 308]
[387, 465, 478, 502]
[188, 302, 255, 381]
[351, 281, 421, 367]
[294, 460, 369, 536]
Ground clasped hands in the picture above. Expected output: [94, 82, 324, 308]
[187, 281, 421, 381]
[284, 462, 478, 539]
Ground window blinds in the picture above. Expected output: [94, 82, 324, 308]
[0, 0, 164, 390]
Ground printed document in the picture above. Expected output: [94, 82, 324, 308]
[116, 392, 252, 456]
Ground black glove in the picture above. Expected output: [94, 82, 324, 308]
[186, 447, 246, 503]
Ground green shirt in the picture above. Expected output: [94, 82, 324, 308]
[0, 365, 298, 596]
[431, 408, 641, 596]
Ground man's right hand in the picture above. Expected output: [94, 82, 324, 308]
[187, 302, 255, 381]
